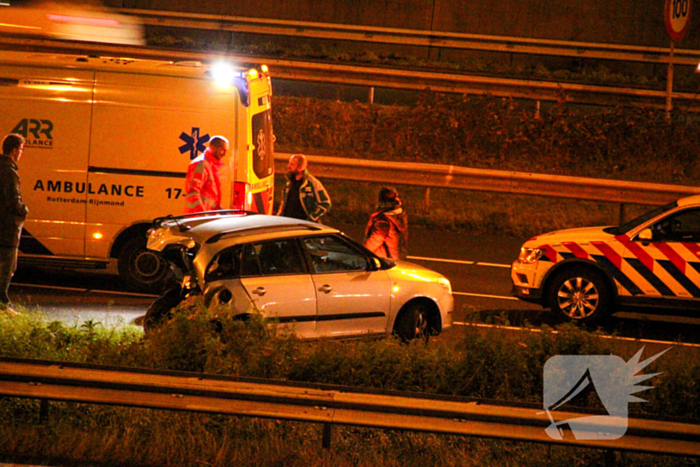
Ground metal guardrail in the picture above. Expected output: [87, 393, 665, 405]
[275, 153, 700, 207]
[1, 36, 700, 110]
[117, 8, 700, 67]
[1, 357, 699, 456]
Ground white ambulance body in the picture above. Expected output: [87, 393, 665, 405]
[0, 51, 275, 292]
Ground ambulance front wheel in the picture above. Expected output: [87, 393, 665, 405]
[118, 237, 170, 293]
[547, 267, 611, 324]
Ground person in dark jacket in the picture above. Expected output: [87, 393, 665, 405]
[364, 187, 408, 260]
[277, 154, 331, 222]
[0, 133, 27, 314]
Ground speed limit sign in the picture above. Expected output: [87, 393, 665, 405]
[665, 0, 692, 42]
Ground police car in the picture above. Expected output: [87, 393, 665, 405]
[511, 195, 700, 322]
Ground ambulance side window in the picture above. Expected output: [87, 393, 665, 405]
[652, 208, 700, 242]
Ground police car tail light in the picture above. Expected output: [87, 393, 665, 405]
[231, 181, 250, 211]
[518, 247, 545, 264]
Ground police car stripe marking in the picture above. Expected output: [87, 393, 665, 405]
[690, 262, 700, 275]
[617, 234, 656, 272]
[591, 241, 623, 269]
[590, 254, 643, 296]
[684, 243, 700, 258]
[657, 260, 700, 298]
[654, 242, 687, 275]
[563, 242, 589, 259]
[626, 258, 676, 296]
[539, 244, 558, 263]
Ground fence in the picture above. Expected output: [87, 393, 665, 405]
[1, 357, 699, 456]
[1, 35, 700, 109]
[274, 153, 700, 223]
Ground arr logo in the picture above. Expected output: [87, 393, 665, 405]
[12, 118, 54, 149]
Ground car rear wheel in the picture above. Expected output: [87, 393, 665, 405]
[548, 267, 610, 324]
[118, 236, 171, 293]
[394, 303, 430, 343]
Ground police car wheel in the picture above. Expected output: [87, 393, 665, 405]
[118, 237, 170, 293]
[548, 267, 610, 323]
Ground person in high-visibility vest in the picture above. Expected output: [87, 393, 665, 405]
[184, 136, 229, 214]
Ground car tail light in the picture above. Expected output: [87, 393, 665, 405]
[232, 181, 250, 211]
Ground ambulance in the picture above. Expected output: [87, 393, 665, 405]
[0, 51, 275, 292]
[512, 195, 700, 323]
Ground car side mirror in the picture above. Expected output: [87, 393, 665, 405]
[638, 228, 653, 242]
[367, 257, 382, 271]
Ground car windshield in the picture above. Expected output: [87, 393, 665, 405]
[603, 201, 678, 235]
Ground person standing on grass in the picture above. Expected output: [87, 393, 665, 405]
[364, 187, 408, 260]
[277, 154, 331, 222]
[0, 133, 28, 315]
[184, 136, 229, 214]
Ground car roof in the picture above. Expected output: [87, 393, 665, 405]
[678, 194, 700, 207]
[157, 213, 338, 245]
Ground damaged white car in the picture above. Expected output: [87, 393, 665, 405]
[145, 212, 453, 341]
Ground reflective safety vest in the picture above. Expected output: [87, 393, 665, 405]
[184, 150, 222, 214]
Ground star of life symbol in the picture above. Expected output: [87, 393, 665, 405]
[541, 347, 669, 440]
[179, 127, 210, 160]
[256, 128, 267, 161]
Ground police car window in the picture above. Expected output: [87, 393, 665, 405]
[303, 235, 368, 273]
[241, 239, 305, 276]
[205, 246, 241, 282]
[651, 208, 700, 242]
[607, 201, 677, 235]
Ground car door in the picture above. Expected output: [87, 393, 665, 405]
[623, 207, 700, 303]
[301, 235, 391, 338]
[209, 238, 318, 338]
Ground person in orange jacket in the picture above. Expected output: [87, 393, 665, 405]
[184, 136, 228, 214]
[364, 187, 408, 260]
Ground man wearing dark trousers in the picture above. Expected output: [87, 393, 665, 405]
[0, 133, 27, 315]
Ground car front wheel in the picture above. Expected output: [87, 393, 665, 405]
[548, 267, 610, 323]
[394, 303, 430, 343]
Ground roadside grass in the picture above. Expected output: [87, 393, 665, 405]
[0, 303, 699, 466]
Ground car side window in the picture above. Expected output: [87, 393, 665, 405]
[303, 235, 369, 273]
[651, 208, 700, 242]
[205, 246, 241, 282]
[241, 239, 306, 276]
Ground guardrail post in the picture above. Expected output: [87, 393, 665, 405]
[39, 399, 49, 424]
[424, 188, 431, 211]
[368, 87, 374, 105]
[322, 422, 333, 449]
[619, 203, 627, 225]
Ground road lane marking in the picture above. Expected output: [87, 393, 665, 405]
[13, 283, 156, 298]
[475, 262, 511, 269]
[408, 256, 474, 265]
[453, 291, 519, 301]
[452, 322, 700, 348]
[407, 255, 510, 268]
[92, 290, 158, 298]
[14, 283, 88, 292]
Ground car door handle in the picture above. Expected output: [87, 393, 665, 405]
[318, 284, 332, 294]
[252, 287, 266, 296]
